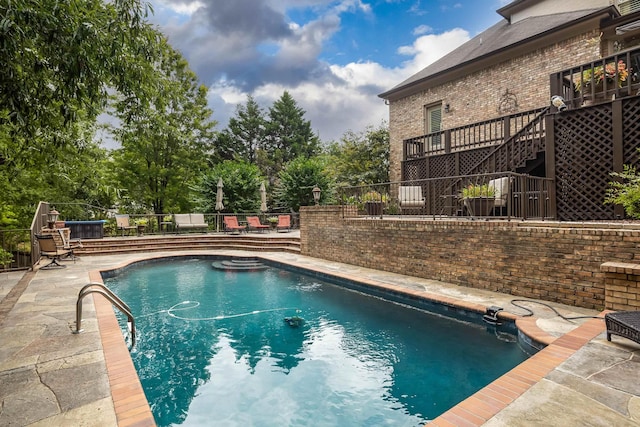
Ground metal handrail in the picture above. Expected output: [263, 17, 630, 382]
[73, 282, 136, 348]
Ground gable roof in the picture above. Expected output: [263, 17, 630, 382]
[379, 7, 617, 100]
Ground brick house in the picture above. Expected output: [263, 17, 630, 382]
[378, 0, 640, 220]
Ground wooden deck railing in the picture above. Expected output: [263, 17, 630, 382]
[550, 47, 640, 111]
[339, 172, 555, 220]
[403, 108, 547, 160]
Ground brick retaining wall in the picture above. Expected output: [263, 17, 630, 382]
[301, 206, 640, 310]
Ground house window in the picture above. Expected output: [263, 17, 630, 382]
[424, 104, 442, 150]
[618, 0, 640, 15]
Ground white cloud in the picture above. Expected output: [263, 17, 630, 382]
[201, 27, 470, 143]
[397, 28, 470, 75]
[412, 24, 432, 36]
[155, 0, 204, 15]
[139, 0, 474, 145]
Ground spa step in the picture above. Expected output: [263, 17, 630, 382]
[211, 259, 269, 271]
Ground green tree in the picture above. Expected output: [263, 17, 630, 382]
[0, 0, 163, 225]
[273, 156, 334, 211]
[112, 39, 216, 214]
[217, 95, 266, 163]
[0, 0, 160, 155]
[261, 91, 321, 185]
[606, 163, 640, 218]
[327, 123, 390, 186]
[195, 160, 264, 213]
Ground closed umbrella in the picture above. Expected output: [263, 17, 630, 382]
[260, 182, 267, 213]
[215, 178, 224, 232]
[215, 178, 224, 211]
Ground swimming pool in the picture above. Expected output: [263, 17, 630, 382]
[104, 257, 532, 426]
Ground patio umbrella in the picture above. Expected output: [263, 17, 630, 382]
[215, 178, 224, 232]
[260, 182, 267, 213]
[215, 178, 224, 212]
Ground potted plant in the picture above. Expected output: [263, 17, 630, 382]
[267, 216, 279, 229]
[135, 218, 148, 235]
[461, 183, 496, 216]
[361, 191, 389, 216]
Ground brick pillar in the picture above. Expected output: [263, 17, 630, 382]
[601, 262, 640, 311]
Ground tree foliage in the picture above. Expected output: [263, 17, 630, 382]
[111, 38, 216, 214]
[0, 0, 163, 226]
[273, 156, 334, 212]
[0, 0, 160, 158]
[606, 163, 640, 218]
[195, 161, 264, 213]
[260, 91, 321, 185]
[216, 95, 266, 163]
[327, 123, 390, 186]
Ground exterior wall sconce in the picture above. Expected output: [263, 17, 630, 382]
[444, 103, 450, 113]
[47, 208, 59, 229]
[551, 95, 567, 112]
[312, 186, 321, 205]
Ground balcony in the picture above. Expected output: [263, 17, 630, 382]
[550, 46, 640, 111]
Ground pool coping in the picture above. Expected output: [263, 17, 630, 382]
[91, 254, 606, 427]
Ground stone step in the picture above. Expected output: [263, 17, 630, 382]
[74, 235, 300, 256]
[211, 259, 269, 271]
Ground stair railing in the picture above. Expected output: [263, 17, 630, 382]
[465, 106, 549, 176]
[73, 282, 136, 348]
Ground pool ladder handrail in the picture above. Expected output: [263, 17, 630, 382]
[73, 282, 136, 347]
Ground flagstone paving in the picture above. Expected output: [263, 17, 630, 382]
[0, 248, 638, 426]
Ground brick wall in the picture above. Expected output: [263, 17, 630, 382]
[301, 206, 640, 310]
[388, 29, 601, 182]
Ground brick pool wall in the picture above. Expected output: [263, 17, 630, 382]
[300, 206, 640, 310]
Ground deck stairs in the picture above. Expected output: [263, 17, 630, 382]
[74, 233, 300, 256]
[465, 107, 549, 176]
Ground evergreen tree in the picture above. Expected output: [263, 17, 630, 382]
[261, 91, 321, 185]
[273, 156, 334, 211]
[195, 160, 264, 213]
[217, 95, 266, 164]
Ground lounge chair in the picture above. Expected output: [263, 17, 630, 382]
[223, 216, 247, 234]
[115, 214, 137, 236]
[58, 228, 82, 261]
[276, 215, 291, 232]
[247, 216, 270, 233]
[35, 234, 73, 269]
[605, 311, 640, 345]
[399, 186, 426, 213]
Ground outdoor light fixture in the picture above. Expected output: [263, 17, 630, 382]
[47, 208, 59, 229]
[312, 185, 321, 205]
[444, 103, 450, 113]
[551, 95, 567, 112]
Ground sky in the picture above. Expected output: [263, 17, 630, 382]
[143, 0, 511, 143]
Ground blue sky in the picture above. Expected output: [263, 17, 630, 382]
[142, 0, 509, 143]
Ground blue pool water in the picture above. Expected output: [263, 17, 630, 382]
[104, 258, 531, 427]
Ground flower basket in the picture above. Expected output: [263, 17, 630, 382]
[576, 60, 629, 105]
